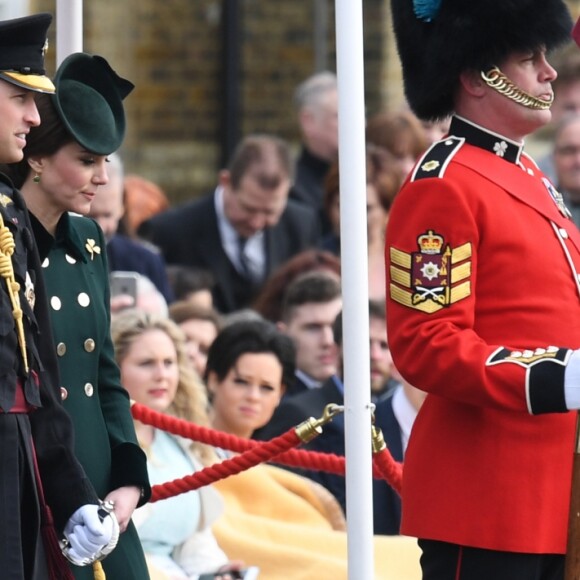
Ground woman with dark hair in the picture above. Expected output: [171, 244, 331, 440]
[205, 320, 295, 395]
[205, 319, 295, 441]
[203, 320, 418, 579]
[2, 53, 151, 580]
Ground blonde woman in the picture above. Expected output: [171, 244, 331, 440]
[111, 309, 243, 580]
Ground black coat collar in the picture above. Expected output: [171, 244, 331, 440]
[30, 212, 87, 264]
[451, 115, 524, 164]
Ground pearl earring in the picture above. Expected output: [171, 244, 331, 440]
[33, 173, 41, 183]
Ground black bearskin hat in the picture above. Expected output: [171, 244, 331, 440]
[391, 0, 573, 121]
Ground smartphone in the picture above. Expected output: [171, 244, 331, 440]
[241, 567, 260, 580]
[198, 567, 260, 580]
[109, 271, 139, 302]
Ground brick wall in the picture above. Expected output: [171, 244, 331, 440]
[30, 0, 580, 203]
[32, 0, 392, 203]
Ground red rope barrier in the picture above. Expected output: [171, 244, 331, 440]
[276, 447, 347, 475]
[131, 402, 404, 499]
[151, 428, 302, 502]
[133, 403, 258, 453]
[372, 446, 403, 495]
[132, 403, 350, 475]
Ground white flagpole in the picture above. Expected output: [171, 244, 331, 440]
[56, 0, 83, 65]
[335, 0, 375, 578]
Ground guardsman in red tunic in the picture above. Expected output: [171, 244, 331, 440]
[387, 0, 580, 578]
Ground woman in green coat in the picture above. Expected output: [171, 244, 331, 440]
[3, 52, 151, 580]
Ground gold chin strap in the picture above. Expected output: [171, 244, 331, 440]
[480, 67, 554, 111]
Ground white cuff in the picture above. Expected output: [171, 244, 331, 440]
[564, 350, 580, 410]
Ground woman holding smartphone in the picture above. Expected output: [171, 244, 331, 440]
[2, 52, 151, 580]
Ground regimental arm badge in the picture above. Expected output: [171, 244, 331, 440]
[389, 230, 472, 313]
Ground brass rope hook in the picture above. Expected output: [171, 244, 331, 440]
[0, 214, 28, 373]
[370, 404, 386, 453]
[295, 403, 344, 443]
[371, 423, 387, 454]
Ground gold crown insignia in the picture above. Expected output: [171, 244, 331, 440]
[417, 230, 444, 254]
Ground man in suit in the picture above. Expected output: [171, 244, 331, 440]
[280, 376, 425, 534]
[139, 134, 320, 314]
[277, 270, 342, 397]
[256, 295, 412, 532]
[88, 152, 174, 304]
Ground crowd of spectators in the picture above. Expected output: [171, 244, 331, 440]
[93, 71, 441, 578]
[65, 55, 580, 576]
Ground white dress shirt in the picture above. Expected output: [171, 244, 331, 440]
[214, 186, 265, 280]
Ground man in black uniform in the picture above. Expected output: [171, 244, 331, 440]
[0, 13, 118, 579]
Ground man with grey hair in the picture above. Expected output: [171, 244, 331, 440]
[290, 71, 339, 235]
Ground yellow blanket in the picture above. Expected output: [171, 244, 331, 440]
[212, 464, 421, 580]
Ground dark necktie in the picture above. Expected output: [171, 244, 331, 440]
[238, 236, 254, 281]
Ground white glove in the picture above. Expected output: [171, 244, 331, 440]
[61, 503, 119, 566]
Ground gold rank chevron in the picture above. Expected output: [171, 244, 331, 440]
[389, 241, 472, 313]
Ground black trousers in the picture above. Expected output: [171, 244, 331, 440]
[419, 539, 564, 580]
[0, 413, 48, 580]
